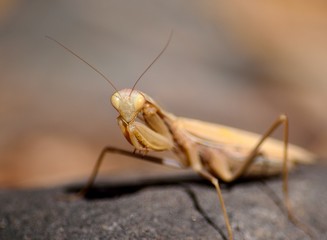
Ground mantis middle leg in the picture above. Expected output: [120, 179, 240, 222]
[77, 146, 185, 197]
[185, 143, 233, 240]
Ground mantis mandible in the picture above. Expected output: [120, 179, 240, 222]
[46, 33, 316, 240]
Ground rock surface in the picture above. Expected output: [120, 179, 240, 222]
[0, 164, 326, 240]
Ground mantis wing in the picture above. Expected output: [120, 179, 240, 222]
[179, 117, 316, 165]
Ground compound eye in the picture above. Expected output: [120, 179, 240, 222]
[111, 93, 120, 110]
[133, 94, 145, 111]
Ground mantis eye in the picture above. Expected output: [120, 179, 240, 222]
[111, 93, 120, 110]
[133, 94, 145, 111]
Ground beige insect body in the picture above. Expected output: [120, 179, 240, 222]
[106, 87, 315, 240]
[179, 117, 315, 177]
[47, 34, 316, 240]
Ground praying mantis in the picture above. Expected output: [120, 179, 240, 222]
[47, 33, 316, 240]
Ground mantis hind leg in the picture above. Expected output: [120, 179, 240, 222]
[207, 115, 316, 239]
[77, 146, 184, 197]
[208, 115, 289, 201]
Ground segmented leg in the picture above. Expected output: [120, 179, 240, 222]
[80, 144, 234, 239]
[208, 115, 288, 199]
[207, 115, 316, 239]
[77, 146, 184, 197]
[185, 144, 233, 240]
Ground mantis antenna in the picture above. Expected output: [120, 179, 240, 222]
[46, 31, 173, 97]
[45, 35, 120, 95]
[129, 30, 173, 95]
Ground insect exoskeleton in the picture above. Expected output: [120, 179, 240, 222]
[47, 31, 317, 240]
[111, 89, 146, 123]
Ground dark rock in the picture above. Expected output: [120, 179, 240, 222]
[0, 164, 326, 240]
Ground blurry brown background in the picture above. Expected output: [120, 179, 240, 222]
[0, 0, 326, 188]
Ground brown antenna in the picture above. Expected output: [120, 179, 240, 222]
[130, 30, 173, 95]
[46, 36, 120, 95]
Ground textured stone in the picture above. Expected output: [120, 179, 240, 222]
[0, 164, 326, 240]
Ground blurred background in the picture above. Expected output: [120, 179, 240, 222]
[0, 0, 326, 188]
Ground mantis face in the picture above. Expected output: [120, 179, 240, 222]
[111, 89, 146, 123]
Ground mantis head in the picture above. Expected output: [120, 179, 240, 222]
[111, 89, 145, 123]
[46, 31, 172, 124]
